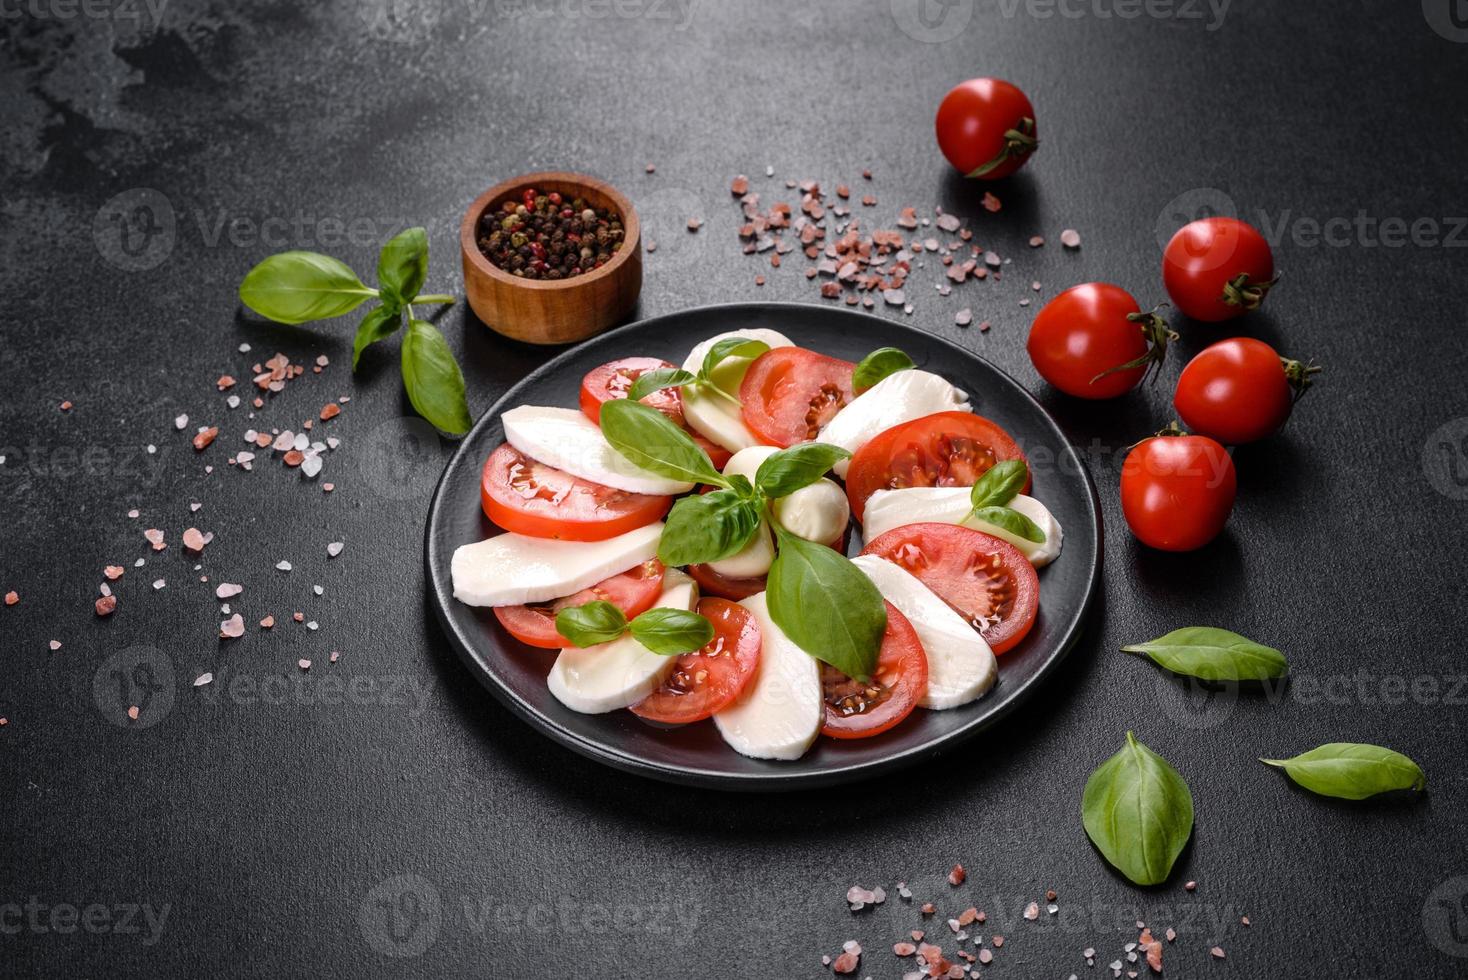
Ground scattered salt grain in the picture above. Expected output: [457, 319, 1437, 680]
[152, 579, 166, 590]
[1060, 229, 1081, 248]
[194, 673, 213, 687]
[276, 561, 292, 572]
[48, 640, 61, 651]
[220, 614, 245, 638]
[298, 659, 311, 671]
[215, 583, 243, 599]
[327, 542, 344, 558]
[174, 414, 189, 430]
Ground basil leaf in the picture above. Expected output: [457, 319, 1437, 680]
[239, 251, 377, 324]
[700, 337, 770, 381]
[970, 459, 1029, 509]
[1082, 732, 1194, 886]
[627, 368, 697, 403]
[766, 531, 887, 680]
[599, 399, 727, 487]
[629, 608, 715, 656]
[401, 319, 473, 435]
[658, 490, 762, 567]
[852, 347, 916, 393]
[971, 505, 1046, 544]
[554, 600, 629, 648]
[351, 304, 402, 370]
[1122, 627, 1287, 682]
[755, 443, 851, 499]
[1260, 744, 1426, 800]
[377, 227, 429, 307]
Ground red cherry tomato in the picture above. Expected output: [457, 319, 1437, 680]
[480, 443, 670, 541]
[845, 412, 1029, 522]
[1162, 217, 1277, 322]
[819, 601, 928, 739]
[1174, 338, 1320, 445]
[739, 347, 857, 448]
[493, 560, 666, 649]
[935, 77, 1039, 180]
[1120, 431, 1237, 551]
[862, 524, 1039, 655]
[579, 357, 732, 468]
[631, 598, 762, 725]
[1026, 283, 1174, 399]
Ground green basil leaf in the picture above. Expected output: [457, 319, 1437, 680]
[351, 304, 402, 370]
[401, 319, 473, 435]
[598, 399, 727, 487]
[554, 600, 629, 648]
[755, 443, 852, 498]
[239, 251, 377, 324]
[626, 368, 697, 403]
[1082, 732, 1194, 886]
[377, 227, 429, 307]
[766, 531, 887, 681]
[658, 490, 762, 567]
[970, 459, 1029, 509]
[1260, 744, 1426, 800]
[851, 346, 916, 393]
[629, 608, 715, 656]
[1122, 627, 1287, 682]
[700, 337, 770, 382]
[971, 505, 1047, 544]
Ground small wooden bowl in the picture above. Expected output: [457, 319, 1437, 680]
[460, 172, 642, 345]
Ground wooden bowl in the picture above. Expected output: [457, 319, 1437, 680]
[460, 172, 642, 345]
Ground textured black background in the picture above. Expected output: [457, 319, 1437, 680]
[3, 1, 1468, 976]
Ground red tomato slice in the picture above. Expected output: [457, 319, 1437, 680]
[819, 602, 928, 739]
[630, 598, 762, 724]
[686, 562, 767, 601]
[493, 560, 666, 649]
[845, 412, 1029, 522]
[739, 347, 857, 448]
[862, 524, 1039, 655]
[480, 443, 670, 541]
[579, 357, 732, 469]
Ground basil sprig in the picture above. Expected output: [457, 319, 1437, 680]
[1082, 732, 1194, 886]
[238, 227, 470, 434]
[1123, 627, 1287, 681]
[969, 460, 1045, 543]
[766, 526, 887, 681]
[659, 485, 763, 568]
[852, 347, 916, 393]
[554, 600, 714, 656]
[1260, 744, 1426, 800]
[625, 336, 770, 405]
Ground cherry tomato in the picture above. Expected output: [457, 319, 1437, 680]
[1162, 217, 1277, 322]
[935, 77, 1039, 180]
[862, 524, 1039, 655]
[1120, 431, 1237, 551]
[579, 357, 732, 468]
[739, 347, 857, 448]
[1026, 283, 1174, 399]
[631, 598, 762, 725]
[845, 412, 1029, 522]
[493, 560, 666, 649]
[820, 601, 928, 739]
[1174, 338, 1320, 445]
[480, 443, 671, 541]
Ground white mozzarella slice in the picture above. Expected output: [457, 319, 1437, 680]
[502, 405, 693, 496]
[818, 370, 972, 478]
[713, 592, 824, 760]
[720, 445, 850, 545]
[851, 555, 997, 710]
[707, 522, 775, 579]
[680, 329, 794, 452]
[860, 487, 1064, 567]
[546, 570, 696, 714]
[451, 522, 662, 607]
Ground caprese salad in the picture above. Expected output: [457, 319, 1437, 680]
[451, 328, 1065, 761]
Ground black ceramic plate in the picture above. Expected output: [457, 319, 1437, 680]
[426, 303, 1101, 790]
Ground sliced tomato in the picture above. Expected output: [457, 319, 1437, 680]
[480, 443, 671, 541]
[845, 412, 1029, 522]
[493, 560, 666, 649]
[631, 598, 762, 724]
[862, 523, 1038, 655]
[739, 347, 857, 448]
[686, 526, 848, 600]
[820, 601, 928, 739]
[579, 357, 732, 469]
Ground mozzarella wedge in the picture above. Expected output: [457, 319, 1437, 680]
[680, 329, 794, 452]
[713, 592, 824, 760]
[502, 405, 693, 496]
[707, 522, 776, 579]
[720, 445, 851, 545]
[547, 570, 696, 714]
[851, 555, 996, 710]
[819, 370, 972, 478]
[451, 522, 662, 607]
[861, 487, 1064, 567]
